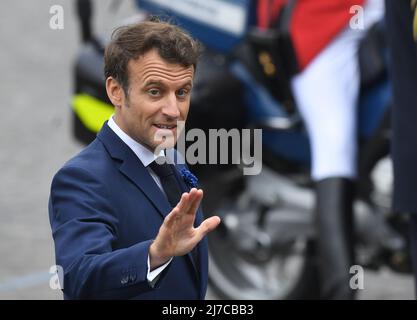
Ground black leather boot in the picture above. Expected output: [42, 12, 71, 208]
[315, 177, 355, 299]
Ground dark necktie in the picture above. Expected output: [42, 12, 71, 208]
[149, 157, 200, 271]
[148, 157, 183, 208]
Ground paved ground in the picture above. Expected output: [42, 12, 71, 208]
[0, 0, 414, 300]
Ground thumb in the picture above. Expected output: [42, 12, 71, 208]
[196, 216, 221, 240]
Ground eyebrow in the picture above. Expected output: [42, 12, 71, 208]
[143, 79, 193, 88]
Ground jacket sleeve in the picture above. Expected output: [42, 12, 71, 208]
[48, 165, 170, 299]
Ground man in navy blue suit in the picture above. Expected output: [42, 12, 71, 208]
[48, 20, 221, 299]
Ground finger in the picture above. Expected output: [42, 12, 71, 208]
[180, 188, 198, 213]
[176, 192, 189, 212]
[195, 216, 221, 241]
[163, 207, 179, 228]
[185, 188, 200, 210]
[168, 190, 196, 225]
[186, 189, 203, 215]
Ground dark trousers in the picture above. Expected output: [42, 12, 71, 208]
[410, 216, 417, 295]
[385, 0, 417, 297]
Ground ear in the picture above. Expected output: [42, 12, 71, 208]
[105, 77, 126, 110]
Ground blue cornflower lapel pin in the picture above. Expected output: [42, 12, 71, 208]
[180, 168, 199, 188]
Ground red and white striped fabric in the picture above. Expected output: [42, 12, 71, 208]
[257, 0, 366, 71]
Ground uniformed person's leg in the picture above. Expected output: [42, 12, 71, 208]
[385, 0, 417, 298]
[291, 26, 359, 299]
[410, 216, 417, 295]
[291, 0, 384, 299]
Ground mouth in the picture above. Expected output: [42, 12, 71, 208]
[153, 124, 177, 130]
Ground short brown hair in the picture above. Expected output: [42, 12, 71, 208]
[104, 19, 202, 93]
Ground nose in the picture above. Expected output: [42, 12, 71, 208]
[162, 92, 180, 119]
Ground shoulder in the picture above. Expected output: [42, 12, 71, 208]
[51, 138, 113, 191]
[64, 139, 106, 169]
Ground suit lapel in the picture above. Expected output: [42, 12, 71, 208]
[119, 154, 173, 219]
[97, 123, 172, 219]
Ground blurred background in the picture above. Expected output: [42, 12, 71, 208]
[0, 0, 414, 299]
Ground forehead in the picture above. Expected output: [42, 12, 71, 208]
[128, 49, 194, 86]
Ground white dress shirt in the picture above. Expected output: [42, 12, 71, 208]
[107, 115, 173, 286]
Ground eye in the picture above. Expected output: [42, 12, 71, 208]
[148, 88, 160, 96]
[177, 88, 189, 98]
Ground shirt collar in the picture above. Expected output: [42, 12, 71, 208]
[107, 115, 164, 167]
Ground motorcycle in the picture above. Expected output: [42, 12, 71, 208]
[72, 0, 413, 299]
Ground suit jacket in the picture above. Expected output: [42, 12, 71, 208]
[48, 123, 208, 299]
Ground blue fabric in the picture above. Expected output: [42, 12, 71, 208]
[136, 0, 254, 53]
[48, 123, 208, 299]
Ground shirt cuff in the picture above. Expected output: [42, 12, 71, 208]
[147, 254, 172, 287]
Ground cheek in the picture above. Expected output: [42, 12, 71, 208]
[179, 101, 191, 119]
[127, 96, 158, 122]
